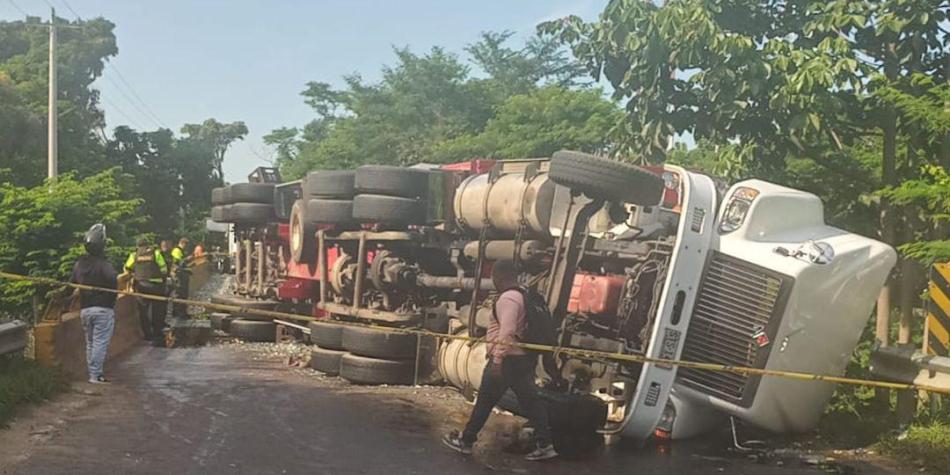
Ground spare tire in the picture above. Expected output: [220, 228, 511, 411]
[304, 170, 356, 198]
[339, 353, 414, 385]
[549, 150, 664, 206]
[354, 166, 429, 198]
[310, 347, 347, 376]
[289, 200, 316, 263]
[230, 203, 274, 224]
[211, 187, 228, 205]
[229, 183, 277, 204]
[306, 199, 354, 224]
[352, 194, 425, 225]
[309, 320, 344, 350]
[342, 325, 417, 359]
[229, 319, 276, 342]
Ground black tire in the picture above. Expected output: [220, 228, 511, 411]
[339, 353, 414, 385]
[210, 313, 233, 332]
[229, 203, 274, 224]
[342, 325, 417, 359]
[352, 194, 425, 225]
[304, 170, 356, 198]
[354, 166, 429, 198]
[309, 320, 344, 350]
[549, 150, 664, 206]
[289, 200, 316, 263]
[310, 347, 347, 376]
[229, 319, 276, 342]
[211, 187, 228, 205]
[210, 206, 226, 222]
[306, 198, 354, 224]
[229, 183, 276, 204]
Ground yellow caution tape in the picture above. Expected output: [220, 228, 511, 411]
[3, 269, 949, 395]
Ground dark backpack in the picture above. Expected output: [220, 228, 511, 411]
[495, 286, 558, 353]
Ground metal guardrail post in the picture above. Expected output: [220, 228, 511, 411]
[0, 320, 28, 356]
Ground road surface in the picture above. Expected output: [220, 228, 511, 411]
[0, 342, 899, 474]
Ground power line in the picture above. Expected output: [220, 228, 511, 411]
[58, 0, 81, 20]
[53, 0, 170, 131]
[39, 0, 54, 10]
[99, 95, 146, 131]
[6, 0, 29, 16]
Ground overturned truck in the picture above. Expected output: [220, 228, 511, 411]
[210, 151, 895, 441]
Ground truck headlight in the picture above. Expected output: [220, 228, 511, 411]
[719, 186, 759, 234]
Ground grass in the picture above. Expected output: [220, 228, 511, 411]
[0, 355, 68, 427]
[878, 422, 950, 473]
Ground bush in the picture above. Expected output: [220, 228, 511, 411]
[0, 169, 143, 320]
[0, 355, 68, 426]
[879, 423, 950, 473]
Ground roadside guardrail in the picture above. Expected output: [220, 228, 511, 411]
[0, 319, 28, 357]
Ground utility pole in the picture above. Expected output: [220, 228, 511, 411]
[48, 7, 58, 181]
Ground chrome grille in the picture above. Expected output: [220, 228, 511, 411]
[677, 252, 791, 405]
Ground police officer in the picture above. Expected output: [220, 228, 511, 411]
[125, 238, 168, 344]
[170, 237, 190, 318]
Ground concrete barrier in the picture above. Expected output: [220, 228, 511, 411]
[34, 294, 143, 380]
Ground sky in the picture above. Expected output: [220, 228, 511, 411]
[0, 0, 606, 182]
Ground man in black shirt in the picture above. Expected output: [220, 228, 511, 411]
[69, 224, 118, 384]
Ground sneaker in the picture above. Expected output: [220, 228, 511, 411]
[88, 376, 111, 385]
[442, 430, 473, 455]
[524, 443, 557, 461]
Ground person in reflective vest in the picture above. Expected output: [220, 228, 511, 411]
[170, 237, 190, 318]
[125, 238, 168, 344]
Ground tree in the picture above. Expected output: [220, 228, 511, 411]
[180, 119, 248, 182]
[434, 86, 622, 161]
[0, 15, 118, 186]
[0, 170, 142, 319]
[274, 32, 595, 178]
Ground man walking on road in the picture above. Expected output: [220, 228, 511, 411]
[443, 260, 557, 461]
[70, 224, 118, 384]
[125, 238, 168, 345]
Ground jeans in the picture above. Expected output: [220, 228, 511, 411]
[462, 355, 552, 446]
[80, 306, 115, 380]
[135, 283, 166, 341]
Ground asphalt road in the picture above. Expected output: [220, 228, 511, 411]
[0, 343, 901, 475]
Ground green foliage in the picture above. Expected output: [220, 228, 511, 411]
[0, 15, 118, 186]
[433, 86, 622, 161]
[0, 170, 142, 318]
[879, 422, 950, 473]
[274, 32, 595, 178]
[884, 165, 950, 263]
[0, 355, 68, 427]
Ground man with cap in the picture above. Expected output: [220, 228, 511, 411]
[69, 224, 118, 384]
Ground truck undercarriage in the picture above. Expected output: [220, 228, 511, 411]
[210, 151, 895, 442]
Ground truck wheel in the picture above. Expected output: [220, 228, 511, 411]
[549, 150, 664, 206]
[354, 166, 429, 198]
[304, 170, 355, 198]
[306, 198, 354, 224]
[309, 320, 344, 350]
[210, 313, 233, 331]
[342, 325, 417, 359]
[352, 194, 425, 225]
[310, 347, 347, 376]
[229, 319, 276, 342]
[228, 183, 276, 204]
[211, 187, 228, 205]
[210, 295, 278, 311]
[290, 200, 316, 263]
[211, 206, 227, 222]
[229, 203, 274, 224]
[339, 353, 414, 385]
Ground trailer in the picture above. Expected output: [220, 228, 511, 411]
[210, 151, 895, 441]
